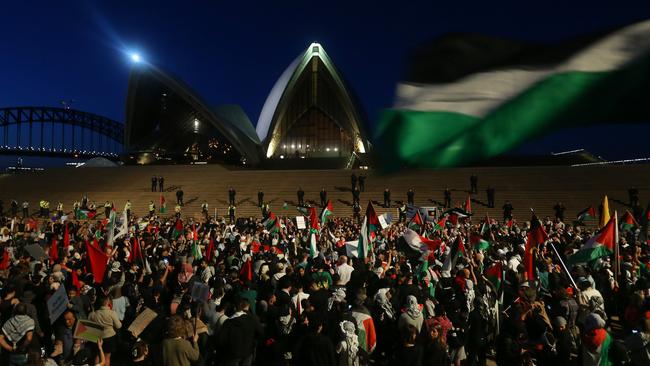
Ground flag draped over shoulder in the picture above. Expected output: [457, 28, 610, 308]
[524, 214, 548, 280]
[376, 20, 650, 169]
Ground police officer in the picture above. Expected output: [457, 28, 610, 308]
[89, 202, 96, 217]
[73, 201, 80, 218]
[39, 200, 47, 218]
[358, 174, 366, 192]
[22, 200, 29, 218]
[352, 186, 360, 205]
[351, 173, 357, 191]
[149, 201, 156, 217]
[258, 190, 264, 207]
[56, 202, 64, 217]
[228, 187, 236, 206]
[151, 176, 157, 192]
[470, 174, 478, 194]
[11, 200, 18, 217]
[486, 186, 495, 208]
[502, 201, 514, 222]
[158, 176, 165, 192]
[81, 194, 88, 210]
[175, 203, 182, 218]
[176, 189, 184, 206]
[407, 188, 415, 205]
[320, 188, 327, 208]
[384, 188, 391, 208]
[444, 188, 452, 208]
[352, 202, 361, 223]
[297, 187, 305, 206]
[104, 201, 112, 218]
[553, 201, 566, 222]
[261, 202, 270, 218]
[201, 201, 209, 217]
[228, 205, 236, 223]
[125, 200, 132, 219]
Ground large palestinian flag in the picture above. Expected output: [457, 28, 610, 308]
[569, 213, 617, 265]
[376, 20, 650, 169]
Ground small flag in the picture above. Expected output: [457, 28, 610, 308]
[620, 210, 639, 231]
[470, 233, 490, 252]
[485, 262, 503, 291]
[577, 206, 596, 221]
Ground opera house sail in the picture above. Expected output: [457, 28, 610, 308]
[125, 65, 260, 165]
[257, 43, 369, 162]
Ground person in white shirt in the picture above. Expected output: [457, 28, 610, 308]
[336, 256, 354, 286]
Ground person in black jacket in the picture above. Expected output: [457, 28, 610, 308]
[320, 188, 327, 208]
[352, 186, 360, 205]
[257, 190, 264, 208]
[384, 188, 391, 208]
[293, 312, 336, 366]
[158, 176, 164, 192]
[444, 188, 452, 208]
[351, 173, 357, 191]
[553, 202, 566, 222]
[470, 174, 478, 194]
[151, 176, 157, 192]
[297, 187, 305, 206]
[486, 186, 495, 208]
[358, 175, 366, 192]
[407, 188, 415, 205]
[176, 189, 184, 206]
[502, 201, 514, 222]
[217, 299, 263, 366]
[229, 187, 236, 206]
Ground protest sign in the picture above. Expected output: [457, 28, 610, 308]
[74, 319, 104, 343]
[47, 284, 68, 324]
[128, 308, 158, 337]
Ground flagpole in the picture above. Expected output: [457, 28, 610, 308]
[614, 211, 620, 282]
[549, 242, 578, 290]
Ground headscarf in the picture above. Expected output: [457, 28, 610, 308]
[374, 288, 394, 320]
[405, 295, 422, 319]
[328, 288, 346, 310]
[2, 315, 35, 343]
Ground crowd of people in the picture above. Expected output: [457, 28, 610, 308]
[0, 186, 649, 366]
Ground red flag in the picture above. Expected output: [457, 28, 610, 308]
[506, 219, 513, 228]
[64, 224, 70, 247]
[465, 196, 472, 214]
[309, 207, 319, 231]
[524, 214, 548, 280]
[0, 247, 10, 270]
[251, 241, 261, 254]
[240, 258, 252, 282]
[193, 224, 199, 242]
[129, 237, 142, 264]
[86, 241, 109, 284]
[71, 270, 81, 291]
[206, 237, 215, 261]
[50, 236, 59, 264]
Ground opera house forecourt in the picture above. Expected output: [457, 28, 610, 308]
[124, 43, 371, 169]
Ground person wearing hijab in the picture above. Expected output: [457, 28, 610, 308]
[398, 295, 424, 333]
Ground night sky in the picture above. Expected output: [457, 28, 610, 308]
[2, 0, 650, 161]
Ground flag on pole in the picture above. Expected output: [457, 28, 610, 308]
[403, 228, 441, 254]
[129, 237, 143, 264]
[376, 20, 650, 169]
[159, 195, 167, 213]
[106, 211, 116, 247]
[86, 241, 109, 284]
[408, 210, 425, 232]
[172, 218, 183, 240]
[320, 200, 333, 225]
[620, 210, 639, 231]
[262, 212, 281, 234]
[465, 196, 472, 214]
[600, 195, 611, 228]
[569, 214, 617, 265]
[470, 233, 490, 251]
[485, 262, 503, 290]
[114, 210, 128, 241]
[50, 236, 59, 264]
[308, 207, 320, 232]
[433, 216, 447, 231]
[577, 206, 597, 221]
[442, 236, 465, 273]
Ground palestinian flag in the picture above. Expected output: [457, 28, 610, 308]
[524, 214, 548, 280]
[442, 235, 465, 273]
[403, 228, 442, 254]
[620, 210, 638, 231]
[470, 233, 490, 252]
[296, 206, 310, 216]
[350, 310, 377, 354]
[320, 200, 333, 224]
[433, 216, 447, 231]
[172, 218, 184, 240]
[480, 217, 491, 236]
[309, 232, 318, 258]
[569, 213, 618, 265]
[408, 210, 425, 232]
[129, 237, 143, 264]
[376, 20, 650, 169]
[577, 206, 597, 221]
[282, 202, 289, 210]
[308, 207, 320, 232]
[76, 209, 88, 220]
[444, 208, 469, 226]
[191, 241, 202, 261]
[159, 195, 167, 213]
[263, 212, 281, 234]
[484, 262, 503, 291]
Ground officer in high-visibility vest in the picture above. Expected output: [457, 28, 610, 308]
[56, 202, 63, 217]
[201, 201, 209, 216]
[148, 201, 156, 217]
[261, 202, 270, 218]
[39, 200, 47, 218]
[43, 200, 50, 218]
[175, 204, 182, 219]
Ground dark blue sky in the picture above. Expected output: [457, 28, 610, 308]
[2, 0, 650, 160]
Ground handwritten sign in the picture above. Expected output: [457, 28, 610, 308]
[128, 307, 158, 337]
[296, 216, 306, 230]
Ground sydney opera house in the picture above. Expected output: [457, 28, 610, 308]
[124, 43, 370, 168]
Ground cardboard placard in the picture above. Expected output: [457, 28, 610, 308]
[74, 319, 104, 343]
[47, 284, 68, 324]
[191, 282, 210, 303]
[128, 307, 158, 337]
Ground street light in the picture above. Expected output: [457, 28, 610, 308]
[131, 53, 141, 63]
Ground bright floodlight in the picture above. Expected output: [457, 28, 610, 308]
[131, 53, 141, 62]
